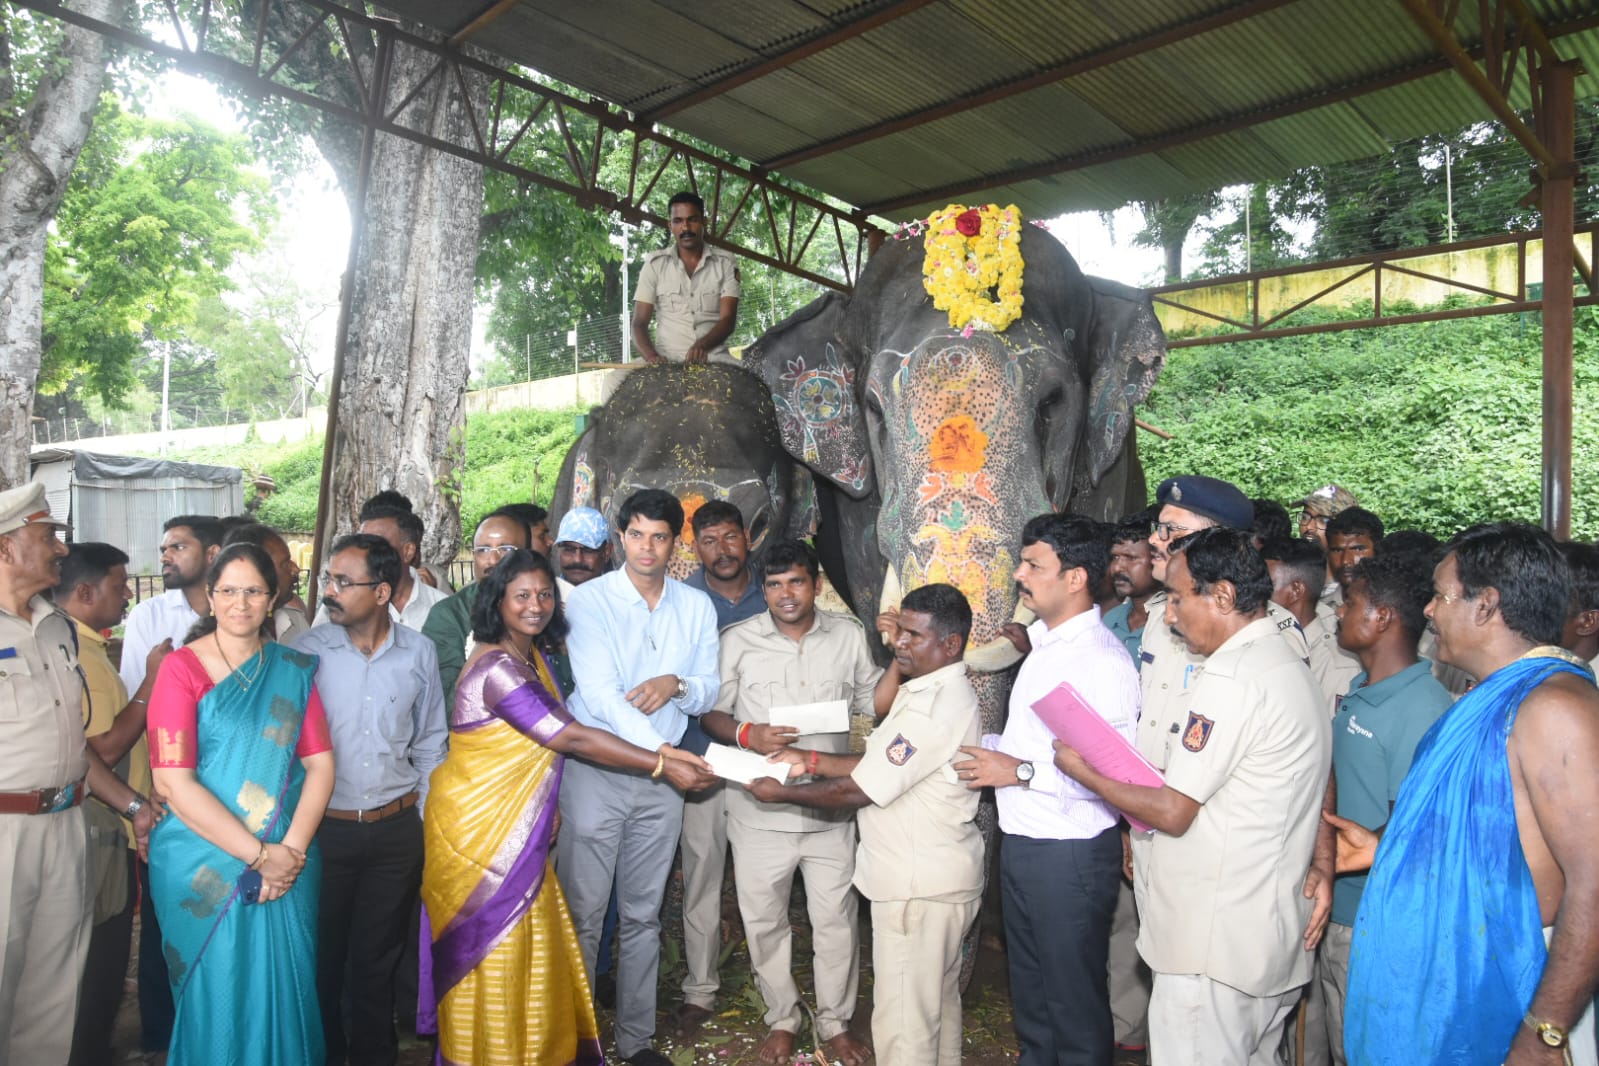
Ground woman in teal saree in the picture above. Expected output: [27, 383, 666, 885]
[147, 543, 335, 1065]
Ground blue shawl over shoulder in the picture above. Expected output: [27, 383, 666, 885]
[1345, 649, 1594, 1064]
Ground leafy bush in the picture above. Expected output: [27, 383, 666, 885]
[1140, 306, 1599, 538]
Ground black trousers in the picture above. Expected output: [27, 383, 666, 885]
[316, 808, 425, 1066]
[1001, 827, 1122, 1066]
[70, 850, 137, 1066]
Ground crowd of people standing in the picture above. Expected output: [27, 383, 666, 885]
[2, 466, 1599, 1066]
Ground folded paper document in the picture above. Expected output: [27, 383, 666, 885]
[704, 743, 794, 785]
[767, 699, 850, 735]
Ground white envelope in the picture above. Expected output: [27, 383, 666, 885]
[703, 743, 793, 786]
[767, 699, 849, 735]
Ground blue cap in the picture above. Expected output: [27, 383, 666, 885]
[555, 507, 610, 550]
[1155, 476, 1253, 530]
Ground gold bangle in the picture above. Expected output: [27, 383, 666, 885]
[651, 752, 666, 780]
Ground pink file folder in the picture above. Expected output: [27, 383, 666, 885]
[1032, 681, 1164, 834]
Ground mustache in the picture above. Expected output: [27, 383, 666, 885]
[321, 597, 342, 610]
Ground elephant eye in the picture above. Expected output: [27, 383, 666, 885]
[864, 392, 884, 419]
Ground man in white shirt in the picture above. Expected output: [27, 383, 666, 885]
[117, 512, 222, 1058]
[953, 514, 1141, 1065]
[313, 503, 447, 631]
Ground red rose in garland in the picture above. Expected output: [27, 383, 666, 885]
[954, 209, 983, 237]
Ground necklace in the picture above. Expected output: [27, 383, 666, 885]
[500, 640, 536, 669]
[214, 631, 266, 690]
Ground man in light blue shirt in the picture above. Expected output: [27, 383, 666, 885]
[292, 532, 448, 1066]
[557, 489, 719, 1066]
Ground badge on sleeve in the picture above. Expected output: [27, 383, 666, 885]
[885, 734, 917, 765]
[1181, 712, 1214, 752]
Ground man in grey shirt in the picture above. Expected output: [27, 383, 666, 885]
[293, 532, 448, 1066]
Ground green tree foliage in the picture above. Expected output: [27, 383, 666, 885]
[42, 96, 273, 405]
[1140, 304, 1599, 537]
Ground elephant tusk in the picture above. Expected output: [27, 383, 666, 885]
[876, 567, 903, 647]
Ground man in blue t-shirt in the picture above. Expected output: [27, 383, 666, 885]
[1319, 552, 1453, 1064]
[1101, 511, 1160, 666]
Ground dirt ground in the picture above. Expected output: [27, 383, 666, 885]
[112, 865, 1149, 1066]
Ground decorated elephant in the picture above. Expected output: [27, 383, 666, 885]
[550, 362, 811, 577]
[742, 219, 1165, 688]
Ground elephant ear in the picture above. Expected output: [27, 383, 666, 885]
[1081, 276, 1166, 485]
[742, 292, 875, 499]
[551, 420, 607, 526]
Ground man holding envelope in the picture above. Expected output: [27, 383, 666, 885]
[700, 540, 880, 1066]
[952, 513, 1140, 1066]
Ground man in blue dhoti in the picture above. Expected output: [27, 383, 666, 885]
[1332, 522, 1599, 1066]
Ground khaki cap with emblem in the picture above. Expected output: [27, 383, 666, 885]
[1291, 484, 1358, 518]
[0, 481, 71, 535]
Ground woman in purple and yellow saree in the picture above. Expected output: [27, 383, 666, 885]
[420, 549, 711, 1066]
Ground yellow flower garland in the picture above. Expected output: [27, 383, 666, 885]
[921, 203, 1025, 334]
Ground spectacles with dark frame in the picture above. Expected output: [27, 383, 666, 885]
[319, 571, 384, 591]
[1152, 521, 1197, 541]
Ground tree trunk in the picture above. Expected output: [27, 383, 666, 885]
[321, 36, 486, 568]
[0, 1, 126, 487]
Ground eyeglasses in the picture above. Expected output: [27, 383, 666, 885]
[1300, 512, 1331, 527]
[1152, 521, 1197, 540]
[212, 586, 270, 603]
[471, 545, 517, 557]
[319, 571, 383, 591]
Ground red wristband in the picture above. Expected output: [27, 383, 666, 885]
[737, 722, 752, 750]
[808, 750, 821, 776]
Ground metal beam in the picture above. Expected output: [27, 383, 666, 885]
[11, 0, 876, 291]
[1540, 60, 1578, 537]
[448, 0, 519, 47]
[640, 0, 936, 122]
[858, 8, 1599, 217]
[763, 0, 1299, 172]
[1397, 0, 1560, 173]
[1149, 224, 1597, 345]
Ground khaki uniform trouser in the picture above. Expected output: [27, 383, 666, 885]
[679, 779, 727, 1009]
[1110, 877, 1151, 1046]
[727, 817, 859, 1039]
[0, 809, 91, 1066]
[1149, 972, 1299, 1066]
[870, 895, 980, 1066]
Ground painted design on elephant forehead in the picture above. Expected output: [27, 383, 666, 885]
[929, 415, 988, 473]
[917, 470, 998, 508]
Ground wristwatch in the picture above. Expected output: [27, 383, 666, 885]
[1015, 761, 1036, 787]
[673, 676, 688, 701]
[123, 795, 146, 820]
[1524, 1013, 1569, 1050]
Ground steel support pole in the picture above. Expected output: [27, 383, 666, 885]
[309, 32, 391, 586]
[1540, 61, 1577, 538]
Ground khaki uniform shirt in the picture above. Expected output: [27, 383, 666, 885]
[718, 609, 883, 832]
[1134, 615, 1332, 997]
[850, 661, 983, 904]
[0, 596, 87, 792]
[1136, 592, 1309, 772]
[1304, 612, 1361, 716]
[634, 245, 741, 362]
[78, 621, 150, 849]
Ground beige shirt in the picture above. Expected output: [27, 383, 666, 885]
[1304, 611, 1361, 715]
[1137, 592, 1310, 772]
[717, 609, 883, 832]
[0, 596, 88, 792]
[1133, 615, 1331, 997]
[634, 245, 741, 362]
[850, 661, 983, 904]
[78, 620, 149, 849]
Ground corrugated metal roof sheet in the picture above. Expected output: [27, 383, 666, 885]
[377, 0, 1599, 221]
